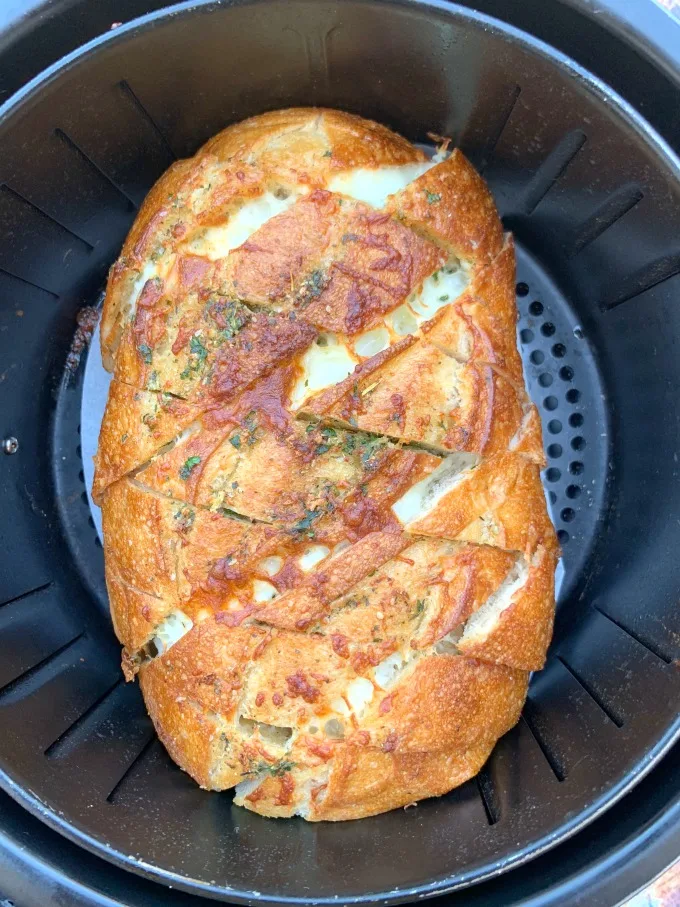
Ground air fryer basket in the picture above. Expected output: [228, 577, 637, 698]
[1, 1, 680, 903]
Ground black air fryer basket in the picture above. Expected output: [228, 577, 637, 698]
[1, 1, 680, 905]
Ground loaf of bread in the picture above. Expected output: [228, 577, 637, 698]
[93, 108, 557, 820]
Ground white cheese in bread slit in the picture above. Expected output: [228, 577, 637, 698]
[460, 557, 529, 642]
[326, 161, 435, 207]
[289, 260, 470, 409]
[136, 609, 193, 662]
[187, 190, 302, 260]
[391, 453, 481, 525]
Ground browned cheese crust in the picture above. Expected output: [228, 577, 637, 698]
[94, 108, 557, 820]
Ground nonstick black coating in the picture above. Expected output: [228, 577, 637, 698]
[0, 1, 680, 903]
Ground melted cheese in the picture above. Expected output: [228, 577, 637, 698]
[353, 327, 390, 358]
[345, 677, 374, 715]
[461, 558, 529, 641]
[289, 333, 359, 408]
[386, 304, 419, 337]
[258, 556, 283, 577]
[391, 453, 481, 525]
[298, 544, 331, 572]
[188, 191, 299, 260]
[373, 651, 408, 689]
[327, 162, 434, 208]
[252, 579, 278, 603]
[146, 610, 193, 657]
[408, 263, 470, 322]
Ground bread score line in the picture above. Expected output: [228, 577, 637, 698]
[93, 107, 557, 820]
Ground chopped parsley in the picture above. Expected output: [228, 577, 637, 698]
[180, 334, 208, 379]
[438, 294, 450, 302]
[413, 599, 426, 619]
[339, 432, 389, 466]
[292, 508, 322, 538]
[298, 269, 326, 305]
[190, 334, 208, 361]
[137, 343, 153, 365]
[322, 150, 333, 158]
[211, 298, 251, 341]
[425, 190, 442, 204]
[179, 456, 201, 480]
[120, 433, 128, 444]
[245, 759, 296, 777]
[229, 434, 241, 449]
[244, 410, 259, 445]
[173, 505, 195, 533]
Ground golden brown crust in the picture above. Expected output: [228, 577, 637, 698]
[236, 740, 492, 820]
[92, 380, 203, 503]
[365, 654, 528, 753]
[139, 620, 272, 790]
[458, 545, 557, 671]
[105, 564, 173, 654]
[100, 477, 180, 602]
[301, 335, 528, 457]
[96, 108, 556, 819]
[407, 452, 556, 558]
[307, 741, 492, 821]
[386, 149, 503, 265]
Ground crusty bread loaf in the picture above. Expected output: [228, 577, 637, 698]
[93, 108, 557, 820]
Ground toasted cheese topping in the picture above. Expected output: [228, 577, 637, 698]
[143, 610, 193, 659]
[327, 162, 434, 207]
[391, 453, 481, 525]
[290, 333, 359, 408]
[187, 191, 301, 259]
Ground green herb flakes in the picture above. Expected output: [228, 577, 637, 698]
[246, 759, 296, 778]
[137, 343, 153, 365]
[174, 505, 195, 533]
[181, 334, 208, 379]
[179, 456, 201, 480]
[425, 190, 442, 204]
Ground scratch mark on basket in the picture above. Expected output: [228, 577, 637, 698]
[54, 128, 138, 211]
[284, 26, 339, 90]
[44, 677, 124, 758]
[520, 703, 566, 782]
[591, 603, 674, 663]
[522, 129, 586, 215]
[0, 184, 94, 250]
[0, 632, 85, 703]
[600, 251, 680, 311]
[555, 655, 624, 727]
[567, 183, 643, 257]
[0, 267, 59, 299]
[476, 767, 501, 824]
[0, 582, 53, 610]
[118, 79, 177, 162]
[106, 733, 159, 803]
[478, 84, 521, 175]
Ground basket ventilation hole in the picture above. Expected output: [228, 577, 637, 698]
[517, 283, 590, 544]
